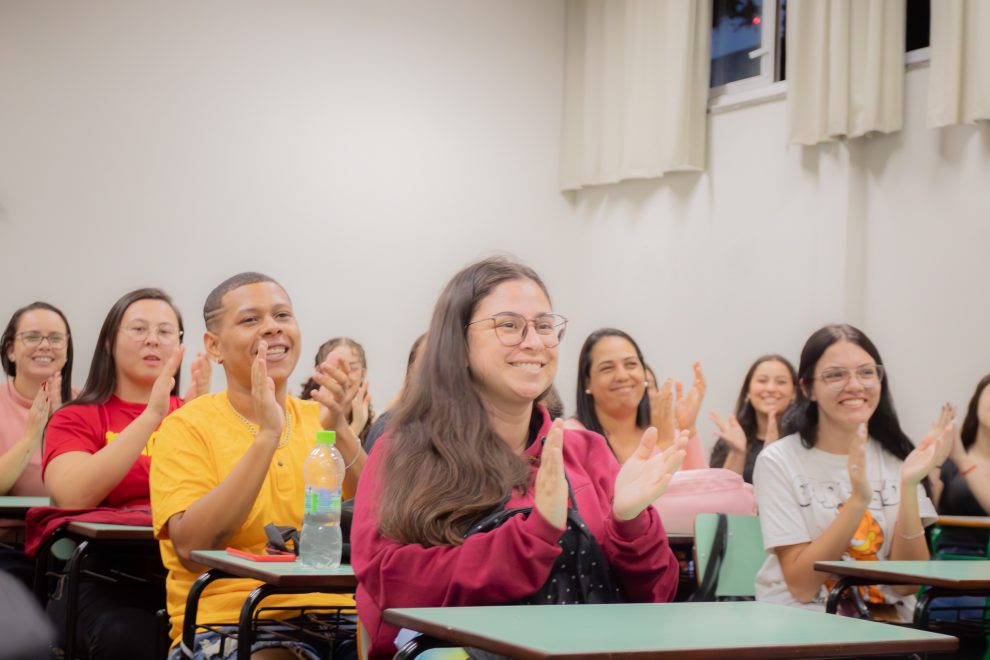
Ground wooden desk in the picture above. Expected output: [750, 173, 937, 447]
[63, 521, 155, 540]
[183, 550, 356, 660]
[0, 495, 50, 518]
[936, 515, 990, 530]
[815, 559, 990, 626]
[384, 601, 958, 659]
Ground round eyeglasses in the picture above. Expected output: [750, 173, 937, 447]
[466, 312, 567, 348]
[815, 364, 884, 392]
[120, 324, 183, 345]
[16, 332, 69, 349]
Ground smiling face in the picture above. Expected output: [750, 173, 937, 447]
[585, 335, 646, 419]
[113, 299, 181, 398]
[807, 340, 881, 432]
[205, 281, 301, 391]
[747, 359, 796, 417]
[6, 309, 69, 385]
[466, 278, 557, 412]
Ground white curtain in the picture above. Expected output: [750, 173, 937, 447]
[786, 0, 905, 146]
[560, 0, 710, 191]
[928, 0, 990, 127]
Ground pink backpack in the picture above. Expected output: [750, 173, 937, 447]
[652, 468, 757, 535]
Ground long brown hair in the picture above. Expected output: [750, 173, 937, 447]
[72, 288, 183, 406]
[377, 257, 548, 547]
[734, 354, 797, 443]
[960, 374, 990, 451]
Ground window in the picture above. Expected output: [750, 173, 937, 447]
[905, 0, 929, 53]
[710, 0, 786, 93]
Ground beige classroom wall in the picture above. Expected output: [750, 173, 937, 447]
[1, 2, 987, 448]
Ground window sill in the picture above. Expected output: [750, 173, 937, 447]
[905, 47, 930, 71]
[708, 49, 931, 116]
[709, 80, 787, 115]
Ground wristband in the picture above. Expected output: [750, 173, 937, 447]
[961, 464, 979, 476]
[897, 528, 926, 541]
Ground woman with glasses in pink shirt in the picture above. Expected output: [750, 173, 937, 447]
[0, 302, 75, 586]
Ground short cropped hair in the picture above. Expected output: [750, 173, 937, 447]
[203, 272, 283, 331]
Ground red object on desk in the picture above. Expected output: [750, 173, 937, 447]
[225, 547, 297, 562]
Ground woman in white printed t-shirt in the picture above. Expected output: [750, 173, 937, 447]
[753, 324, 953, 620]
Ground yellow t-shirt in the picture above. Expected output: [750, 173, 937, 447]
[150, 391, 354, 644]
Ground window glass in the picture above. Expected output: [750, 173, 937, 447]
[711, 0, 764, 87]
[905, 0, 930, 52]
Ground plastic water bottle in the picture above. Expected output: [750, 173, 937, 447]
[299, 430, 345, 568]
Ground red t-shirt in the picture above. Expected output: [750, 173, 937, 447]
[43, 395, 183, 508]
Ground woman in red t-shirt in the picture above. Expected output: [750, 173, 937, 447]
[42, 287, 205, 660]
[44, 288, 191, 508]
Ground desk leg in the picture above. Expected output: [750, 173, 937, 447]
[914, 587, 940, 628]
[63, 539, 90, 660]
[394, 635, 453, 659]
[825, 576, 856, 615]
[238, 584, 277, 660]
[32, 533, 59, 605]
[182, 570, 229, 659]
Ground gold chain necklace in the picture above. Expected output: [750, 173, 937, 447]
[227, 397, 293, 449]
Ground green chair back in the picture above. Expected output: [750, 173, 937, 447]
[694, 514, 767, 600]
[929, 524, 990, 560]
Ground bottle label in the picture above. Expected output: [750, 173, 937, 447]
[305, 486, 341, 515]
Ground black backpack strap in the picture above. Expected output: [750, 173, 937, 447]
[689, 513, 728, 602]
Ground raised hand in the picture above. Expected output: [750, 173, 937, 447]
[182, 351, 213, 401]
[708, 410, 746, 454]
[534, 419, 568, 530]
[648, 378, 676, 446]
[613, 427, 687, 521]
[45, 373, 63, 413]
[147, 345, 184, 420]
[309, 350, 353, 431]
[24, 380, 53, 444]
[903, 423, 948, 487]
[931, 403, 956, 468]
[251, 340, 284, 442]
[848, 423, 872, 505]
[675, 362, 706, 433]
[350, 379, 372, 434]
[766, 408, 781, 443]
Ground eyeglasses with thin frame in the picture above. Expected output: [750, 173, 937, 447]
[120, 324, 183, 345]
[16, 332, 70, 349]
[466, 312, 567, 348]
[815, 364, 884, 392]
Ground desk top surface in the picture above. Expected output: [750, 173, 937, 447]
[936, 515, 990, 529]
[190, 549, 356, 588]
[63, 521, 156, 540]
[815, 559, 990, 588]
[0, 496, 50, 516]
[383, 601, 956, 659]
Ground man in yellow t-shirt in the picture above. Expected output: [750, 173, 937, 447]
[150, 272, 366, 659]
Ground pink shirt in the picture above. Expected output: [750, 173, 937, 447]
[0, 379, 46, 497]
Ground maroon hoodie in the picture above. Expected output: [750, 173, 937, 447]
[352, 405, 679, 659]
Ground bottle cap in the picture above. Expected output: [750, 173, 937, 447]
[316, 430, 336, 445]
